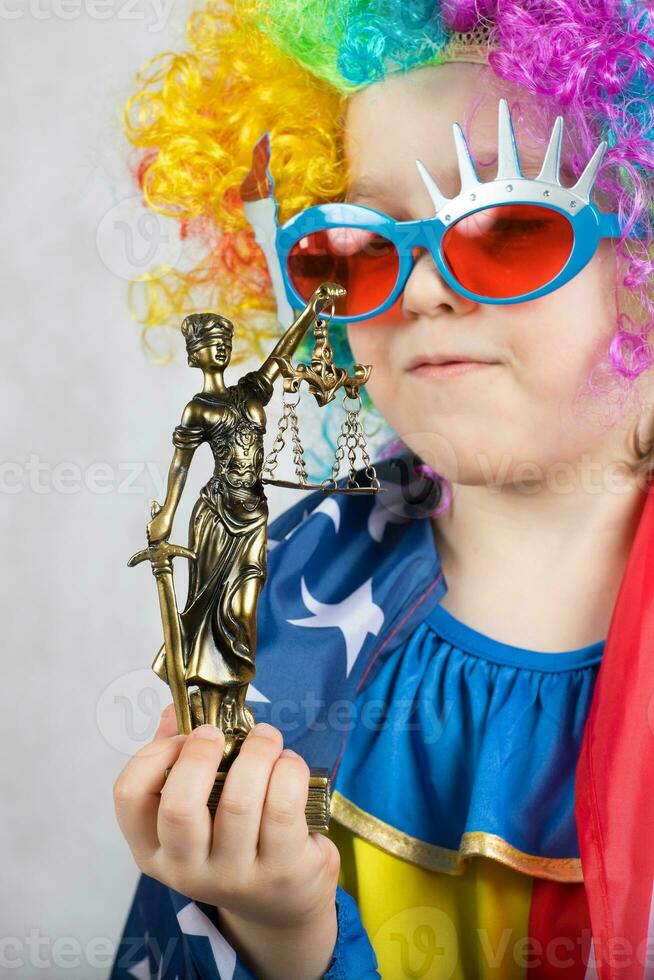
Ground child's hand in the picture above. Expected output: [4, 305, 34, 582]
[113, 705, 340, 980]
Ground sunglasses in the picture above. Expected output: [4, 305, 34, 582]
[272, 99, 645, 324]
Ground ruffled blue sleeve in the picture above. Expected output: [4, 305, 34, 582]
[325, 886, 381, 979]
[110, 875, 379, 979]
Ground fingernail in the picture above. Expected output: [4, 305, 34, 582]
[250, 722, 278, 739]
[192, 725, 222, 741]
[161, 703, 175, 718]
[280, 749, 298, 758]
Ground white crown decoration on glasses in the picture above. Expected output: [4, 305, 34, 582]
[415, 98, 608, 225]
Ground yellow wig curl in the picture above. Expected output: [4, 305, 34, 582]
[125, 0, 350, 364]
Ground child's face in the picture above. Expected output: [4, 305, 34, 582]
[344, 63, 644, 486]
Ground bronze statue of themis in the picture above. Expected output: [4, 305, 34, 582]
[129, 282, 380, 831]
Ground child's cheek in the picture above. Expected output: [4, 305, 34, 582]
[368, 293, 410, 327]
[346, 293, 409, 362]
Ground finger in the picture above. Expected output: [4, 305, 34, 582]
[154, 703, 177, 740]
[158, 725, 225, 865]
[258, 749, 311, 871]
[113, 733, 187, 865]
[211, 723, 283, 872]
[308, 830, 341, 886]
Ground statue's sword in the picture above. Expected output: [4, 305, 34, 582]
[128, 504, 196, 735]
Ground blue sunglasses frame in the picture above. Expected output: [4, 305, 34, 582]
[269, 99, 646, 324]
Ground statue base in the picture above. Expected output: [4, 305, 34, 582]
[162, 767, 331, 834]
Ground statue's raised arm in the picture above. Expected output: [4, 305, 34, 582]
[257, 281, 346, 388]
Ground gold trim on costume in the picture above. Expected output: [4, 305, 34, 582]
[330, 790, 583, 883]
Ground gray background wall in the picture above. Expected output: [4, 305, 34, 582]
[0, 8, 354, 975]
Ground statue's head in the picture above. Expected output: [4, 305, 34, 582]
[181, 313, 234, 369]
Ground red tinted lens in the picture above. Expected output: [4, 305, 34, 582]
[287, 226, 400, 317]
[442, 204, 574, 299]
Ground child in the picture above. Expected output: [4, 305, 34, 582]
[112, 1, 654, 977]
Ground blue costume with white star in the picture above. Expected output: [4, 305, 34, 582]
[111, 449, 604, 978]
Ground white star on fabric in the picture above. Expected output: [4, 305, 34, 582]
[312, 495, 341, 532]
[127, 955, 151, 980]
[268, 496, 341, 550]
[288, 576, 384, 676]
[177, 903, 236, 980]
[267, 508, 309, 550]
[245, 683, 270, 703]
[126, 951, 170, 980]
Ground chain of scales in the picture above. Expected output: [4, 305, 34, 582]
[262, 311, 381, 495]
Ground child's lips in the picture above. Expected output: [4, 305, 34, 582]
[407, 355, 502, 378]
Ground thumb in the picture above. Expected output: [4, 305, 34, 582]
[312, 830, 341, 881]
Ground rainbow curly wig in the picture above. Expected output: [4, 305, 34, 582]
[125, 0, 654, 477]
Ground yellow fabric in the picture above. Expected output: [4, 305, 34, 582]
[329, 818, 534, 979]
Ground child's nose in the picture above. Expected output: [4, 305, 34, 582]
[401, 247, 477, 320]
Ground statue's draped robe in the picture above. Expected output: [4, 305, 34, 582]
[152, 370, 274, 688]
